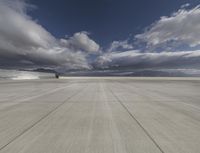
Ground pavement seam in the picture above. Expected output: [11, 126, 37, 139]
[0, 84, 88, 151]
[121, 81, 200, 111]
[101, 82, 127, 153]
[108, 83, 165, 153]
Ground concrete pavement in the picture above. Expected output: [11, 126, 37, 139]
[0, 77, 200, 153]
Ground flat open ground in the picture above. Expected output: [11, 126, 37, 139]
[0, 77, 200, 153]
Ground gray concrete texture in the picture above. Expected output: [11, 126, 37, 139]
[0, 77, 200, 153]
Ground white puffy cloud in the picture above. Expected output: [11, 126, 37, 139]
[60, 32, 100, 53]
[95, 50, 200, 69]
[71, 32, 100, 53]
[1, 0, 200, 76]
[108, 40, 134, 52]
[0, 0, 99, 71]
[0, 0, 55, 51]
[135, 5, 200, 48]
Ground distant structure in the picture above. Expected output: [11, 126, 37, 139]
[55, 73, 59, 79]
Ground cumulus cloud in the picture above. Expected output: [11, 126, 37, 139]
[107, 40, 134, 52]
[94, 50, 200, 69]
[0, 0, 100, 71]
[90, 4, 200, 75]
[135, 5, 200, 49]
[98, 4, 200, 73]
[1, 0, 200, 76]
[60, 32, 100, 53]
[0, 0, 55, 50]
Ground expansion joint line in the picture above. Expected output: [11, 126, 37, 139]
[109, 85, 165, 153]
[0, 83, 88, 151]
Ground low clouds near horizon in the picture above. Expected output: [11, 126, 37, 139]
[0, 0, 200, 75]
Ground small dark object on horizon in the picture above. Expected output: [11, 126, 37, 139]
[55, 73, 59, 79]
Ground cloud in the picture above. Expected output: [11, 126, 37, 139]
[97, 4, 200, 73]
[1, 0, 200, 76]
[94, 50, 200, 69]
[181, 3, 190, 9]
[107, 40, 134, 52]
[0, 0, 55, 50]
[60, 32, 100, 53]
[135, 5, 200, 49]
[0, 0, 100, 71]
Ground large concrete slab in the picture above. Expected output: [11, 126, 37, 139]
[0, 77, 199, 153]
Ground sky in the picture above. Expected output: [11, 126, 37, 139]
[0, 0, 200, 75]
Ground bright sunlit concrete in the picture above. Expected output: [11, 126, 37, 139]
[0, 77, 200, 153]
